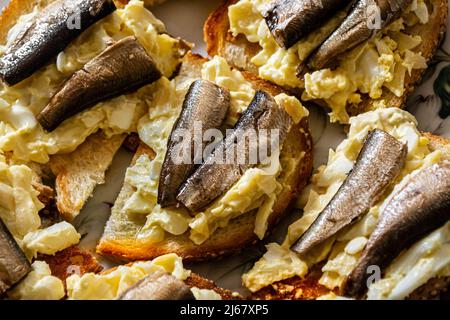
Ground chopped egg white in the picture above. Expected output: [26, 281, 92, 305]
[23, 221, 81, 258]
[367, 222, 450, 300]
[229, 0, 347, 88]
[0, 154, 43, 239]
[8, 261, 65, 300]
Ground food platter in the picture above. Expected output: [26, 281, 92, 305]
[1, 0, 449, 298]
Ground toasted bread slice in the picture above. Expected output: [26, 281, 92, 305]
[250, 133, 450, 300]
[49, 133, 126, 221]
[97, 52, 313, 262]
[0, 0, 182, 221]
[204, 0, 448, 119]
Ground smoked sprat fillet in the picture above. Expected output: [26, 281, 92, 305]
[291, 129, 407, 255]
[37, 36, 162, 131]
[0, 0, 116, 86]
[308, 0, 414, 69]
[264, 0, 352, 49]
[176, 90, 293, 213]
[345, 160, 450, 297]
[0, 219, 31, 294]
[158, 79, 230, 208]
[118, 271, 195, 300]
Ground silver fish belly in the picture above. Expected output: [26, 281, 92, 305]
[345, 160, 450, 298]
[37, 36, 161, 131]
[291, 129, 407, 255]
[158, 79, 230, 208]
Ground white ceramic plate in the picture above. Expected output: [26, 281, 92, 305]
[1, 0, 449, 296]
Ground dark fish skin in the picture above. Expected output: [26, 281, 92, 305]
[0, 0, 116, 86]
[176, 90, 293, 213]
[158, 79, 230, 208]
[37, 36, 162, 131]
[291, 129, 407, 256]
[0, 218, 32, 294]
[308, 0, 413, 70]
[118, 271, 195, 300]
[345, 160, 450, 298]
[264, 0, 352, 49]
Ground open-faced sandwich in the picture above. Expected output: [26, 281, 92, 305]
[0, 0, 189, 221]
[1, 0, 449, 302]
[205, 0, 448, 123]
[96, 52, 313, 262]
[0, 0, 250, 299]
[0, 0, 314, 299]
[243, 107, 450, 300]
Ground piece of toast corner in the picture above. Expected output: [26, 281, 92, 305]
[49, 132, 126, 221]
[250, 133, 450, 300]
[204, 0, 448, 118]
[96, 52, 313, 263]
[41, 246, 104, 284]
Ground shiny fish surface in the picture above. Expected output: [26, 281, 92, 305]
[308, 0, 413, 69]
[37, 36, 161, 131]
[158, 79, 230, 207]
[0, 219, 31, 294]
[345, 160, 450, 297]
[265, 0, 352, 49]
[291, 129, 407, 255]
[0, 0, 116, 86]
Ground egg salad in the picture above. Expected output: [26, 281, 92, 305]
[0, 153, 43, 239]
[66, 253, 220, 300]
[243, 108, 449, 299]
[8, 261, 65, 300]
[0, 153, 82, 299]
[0, 153, 80, 249]
[0, 0, 183, 163]
[22, 221, 81, 258]
[120, 56, 309, 245]
[0, 0, 184, 300]
[228, 0, 429, 123]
